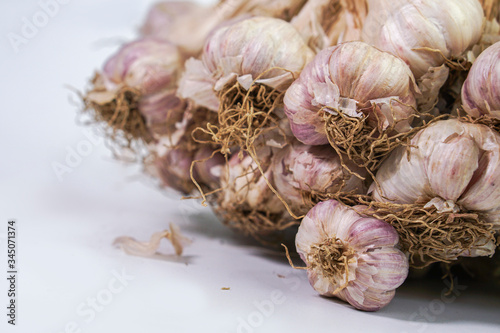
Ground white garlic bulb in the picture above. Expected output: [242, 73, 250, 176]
[296, 200, 408, 311]
[178, 16, 314, 111]
[370, 119, 499, 262]
[362, 0, 484, 79]
[272, 142, 368, 215]
[284, 41, 418, 146]
[462, 41, 500, 118]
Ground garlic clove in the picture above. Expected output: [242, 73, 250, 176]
[462, 41, 500, 118]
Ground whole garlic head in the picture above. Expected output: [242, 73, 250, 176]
[462, 41, 500, 118]
[178, 16, 314, 111]
[85, 38, 185, 141]
[296, 200, 408, 311]
[361, 0, 484, 79]
[371, 119, 500, 231]
[272, 142, 368, 215]
[284, 41, 418, 145]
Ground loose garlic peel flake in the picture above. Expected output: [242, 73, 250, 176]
[114, 223, 191, 257]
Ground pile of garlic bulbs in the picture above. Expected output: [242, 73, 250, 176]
[82, 0, 500, 311]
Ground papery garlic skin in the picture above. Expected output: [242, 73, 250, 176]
[296, 200, 408, 311]
[371, 119, 500, 232]
[272, 142, 368, 215]
[284, 41, 418, 145]
[362, 0, 484, 79]
[178, 17, 314, 111]
[462, 41, 500, 118]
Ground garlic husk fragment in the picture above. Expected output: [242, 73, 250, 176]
[296, 200, 408, 311]
[361, 0, 484, 79]
[462, 41, 500, 119]
[216, 147, 294, 237]
[272, 141, 368, 216]
[178, 16, 314, 111]
[84, 38, 184, 145]
[114, 223, 191, 256]
[370, 119, 499, 263]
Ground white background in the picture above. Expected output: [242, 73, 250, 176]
[0, 0, 499, 332]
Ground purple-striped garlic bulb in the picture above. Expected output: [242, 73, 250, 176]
[178, 16, 314, 111]
[284, 41, 418, 146]
[462, 41, 500, 119]
[371, 119, 500, 262]
[361, 0, 484, 79]
[296, 200, 408, 311]
[85, 38, 185, 142]
[272, 142, 368, 215]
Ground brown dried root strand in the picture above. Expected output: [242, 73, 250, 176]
[113, 223, 191, 256]
[323, 111, 413, 175]
[213, 201, 298, 244]
[83, 74, 154, 149]
[309, 238, 354, 294]
[461, 113, 500, 134]
[196, 82, 285, 155]
[329, 194, 497, 268]
[412, 47, 471, 72]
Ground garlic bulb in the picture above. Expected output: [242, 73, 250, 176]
[217, 147, 292, 236]
[140, 1, 200, 39]
[178, 16, 314, 111]
[462, 41, 500, 118]
[371, 119, 499, 262]
[85, 38, 184, 142]
[284, 41, 418, 147]
[154, 147, 196, 195]
[296, 200, 408, 311]
[193, 146, 225, 191]
[140, 0, 306, 56]
[361, 0, 484, 79]
[272, 142, 368, 215]
[290, 0, 368, 52]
